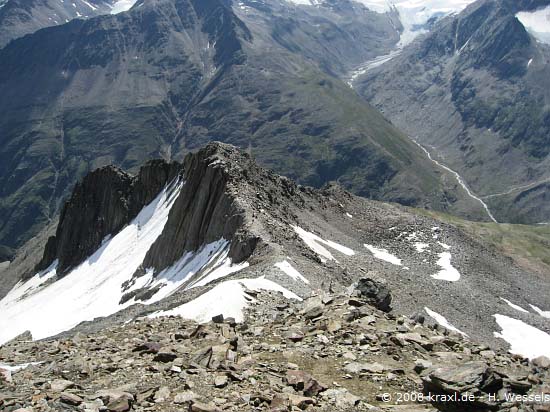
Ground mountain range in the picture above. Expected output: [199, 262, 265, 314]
[0, 0, 495, 259]
[356, 0, 550, 224]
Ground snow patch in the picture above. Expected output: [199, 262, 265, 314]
[425, 307, 467, 336]
[500, 297, 529, 314]
[517, 6, 550, 45]
[110, 0, 137, 14]
[0, 362, 42, 372]
[293, 226, 355, 263]
[494, 314, 550, 359]
[364, 244, 402, 266]
[150, 277, 301, 323]
[130, 239, 250, 305]
[414, 242, 429, 253]
[431, 252, 461, 282]
[275, 261, 310, 284]
[438, 242, 451, 250]
[530, 304, 550, 319]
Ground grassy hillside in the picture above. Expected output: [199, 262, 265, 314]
[419, 208, 550, 276]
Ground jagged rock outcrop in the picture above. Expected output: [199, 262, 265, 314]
[138, 144, 253, 273]
[139, 143, 304, 273]
[36, 160, 181, 274]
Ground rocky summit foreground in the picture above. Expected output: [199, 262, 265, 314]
[1, 289, 550, 412]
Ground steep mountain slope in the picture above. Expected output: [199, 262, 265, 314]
[1, 143, 549, 364]
[357, 0, 550, 224]
[234, 0, 403, 76]
[0, 0, 121, 49]
[0, 0, 487, 258]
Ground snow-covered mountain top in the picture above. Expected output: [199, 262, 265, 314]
[354, 0, 473, 14]
[517, 5, 550, 45]
[285, 0, 476, 46]
[360, 0, 476, 45]
[110, 0, 138, 14]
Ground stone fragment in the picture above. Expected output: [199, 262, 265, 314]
[211, 314, 224, 324]
[50, 379, 75, 392]
[60, 392, 83, 405]
[286, 370, 326, 396]
[174, 391, 196, 404]
[190, 401, 222, 412]
[154, 386, 171, 403]
[214, 375, 228, 388]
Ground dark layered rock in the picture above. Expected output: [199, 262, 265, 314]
[422, 362, 504, 411]
[35, 160, 181, 274]
[355, 277, 392, 313]
[139, 143, 261, 274]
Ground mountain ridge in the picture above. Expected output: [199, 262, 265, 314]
[1, 142, 549, 360]
[0, 0, 490, 257]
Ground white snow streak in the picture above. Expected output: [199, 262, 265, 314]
[150, 277, 301, 323]
[425, 307, 467, 336]
[494, 314, 550, 359]
[364, 244, 402, 266]
[145, 239, 249, 298]
[500, 297, 529, 314]
[293, 226, 355, 263]
[275, 261, 310, 284]
[414, 242, 429, 253]
[530, 304, 550, 319]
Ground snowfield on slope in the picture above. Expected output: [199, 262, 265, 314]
[431, 252, 461, 282]
[0, 181, 248, 345]
[150, 277, 301, 323]
[364, 244, 402, 266]
[494, 314, 550, 359]
[0, 182, 183, 344]
[425, 307, 467, 336]
[517, 6, 550, 45]
[275, 260, 310, 284]
[500, 298, 529, 314]
[293, 226, 355, 263]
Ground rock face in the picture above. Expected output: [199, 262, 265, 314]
[139, 144, 255, 273]
[36, 160, 181, 274]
